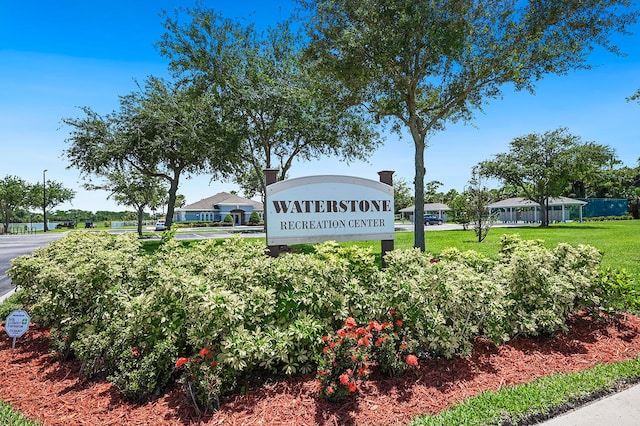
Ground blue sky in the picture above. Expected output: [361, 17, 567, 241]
[1, 1, 639, 212]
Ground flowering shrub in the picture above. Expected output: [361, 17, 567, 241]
[173, 345, 237, 414]
[317, 317, 372, 402]
[371, 310, 420, 377]
[317, 314, 419, 402]
[7, 231, 627, 410]
[108, 338, 179, 401]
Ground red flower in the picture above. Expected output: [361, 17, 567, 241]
[395, 319, 403, 327]
[355, 327, 368, 336]
[339, 373, 350, 385]
[348, 382, 357, 393]
[406, 354, 419, 367]
[370, 321, 383, 332]
[322, 335, 331, 342]
[357, 336, 370, 347]
[323, 346, 330, 354]
[337, 328, 347, 338]
[351, 355, 357, 362]
[389, 308, 397, 315]
[210, 361, 218, 367]
[400, 343, 407, 350]
[326, 386, 334, 395]
[357, 367, 367, 376]
[375, 336, 385, 347]
[131, 347, 139, 357]
[199, 348, 209, 358]
[430, 258, 441, 263]
[345, 317, 357, 329]
[175, 357, 189, 369]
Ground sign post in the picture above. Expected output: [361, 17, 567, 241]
[5, 310, 31, 352]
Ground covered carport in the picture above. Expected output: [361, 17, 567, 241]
[399, 203, 451, 223]
[487, 197, 587, 223]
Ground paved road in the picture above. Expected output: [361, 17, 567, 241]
[0, 232, 67, 299]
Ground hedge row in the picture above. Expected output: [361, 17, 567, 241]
[6, 232, 632, 409]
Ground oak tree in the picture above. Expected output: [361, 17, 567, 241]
[479, 128, 615, 226]
[301, 0, 637, 250]
[64, 77, 241, 229]
[157, 8, 381, 201]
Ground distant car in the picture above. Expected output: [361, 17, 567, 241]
[55, 221, 76, 229]
[155, 220, 166, 231]
[423, 214, 443, 225]
[84, 221, 96, 228]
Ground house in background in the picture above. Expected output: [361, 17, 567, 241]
[172, 192, 264, 225]
[486, 197, 587, 223]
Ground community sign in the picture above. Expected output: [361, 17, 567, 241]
[266, 175, 394, 245]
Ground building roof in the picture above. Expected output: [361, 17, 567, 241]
[486, 197, 587, 209]
[177, 192, 264, 211]
[399, 203, 451, 213]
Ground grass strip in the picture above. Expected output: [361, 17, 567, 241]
[0, 400, 40, 426]
[409, 355, 640, 426]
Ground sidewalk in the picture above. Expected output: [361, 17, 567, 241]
[538, 383, 640, 425]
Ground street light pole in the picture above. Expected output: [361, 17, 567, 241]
[43, 169, 48, 232]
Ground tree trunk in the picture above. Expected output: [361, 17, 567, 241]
[164, 172, 181, 229]
[2, 208, 8, 234]
[542, 197, 550, 226]
[411, 128, 427, 251]
[136, 206, 144, 237]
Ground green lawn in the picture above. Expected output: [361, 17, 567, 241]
[391, 221, 640, 281]
[142, 220, 640, 280]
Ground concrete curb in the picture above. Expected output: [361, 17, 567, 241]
[0, 287, 16, 304]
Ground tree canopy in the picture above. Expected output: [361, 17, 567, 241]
[0, 175, 74, 232]
[301, 0, 637, 250]
[85, 166, 168, 236]
[0, 176, 28, 232]
[63, 77, 241, 228]
[157, 7, 381, 201]
[479, 128, 616, 226]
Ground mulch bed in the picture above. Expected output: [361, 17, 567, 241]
[2, 312, 640, 426]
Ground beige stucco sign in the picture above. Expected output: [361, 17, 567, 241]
[266, 175, 395, 245]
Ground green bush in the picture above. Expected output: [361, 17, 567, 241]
[379, 248, 508, 357]
[6, 231, 630, 410]
[0, 291, 24, 320]
[495, 235, 602, 336]
[593, 267, 640, 314]
[248, 211, 261, 225]
[8, 231, 145, 359]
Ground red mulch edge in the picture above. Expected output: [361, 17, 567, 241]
[1, 312, 640, 426]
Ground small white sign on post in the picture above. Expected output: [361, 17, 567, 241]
[5, 309, 31, 352]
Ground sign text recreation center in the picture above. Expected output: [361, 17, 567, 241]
[265, 175, 395, 245]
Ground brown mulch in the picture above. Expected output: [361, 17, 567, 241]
[2, 313, 640, 426]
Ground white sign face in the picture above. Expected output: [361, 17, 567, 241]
[5, 310, 31, 338]
[266, 175, 395, 245]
